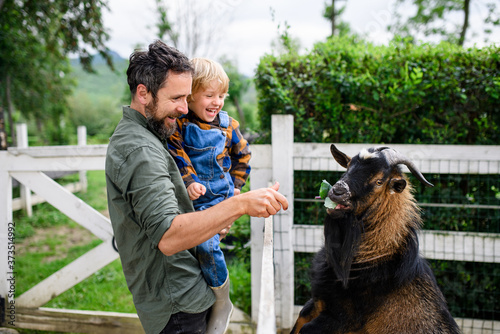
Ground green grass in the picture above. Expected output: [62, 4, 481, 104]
[228, 257, 252, 315]
[46, 259, 135, 313]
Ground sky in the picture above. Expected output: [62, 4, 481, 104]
[102, 0, 499, 77]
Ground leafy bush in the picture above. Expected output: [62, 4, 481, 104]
[255, 36, 500, 145]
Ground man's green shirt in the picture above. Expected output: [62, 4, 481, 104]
[105, 106, 215, 334]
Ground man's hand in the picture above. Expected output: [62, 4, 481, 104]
[187, 182, 206, 200]
[239, 182, 288, 218]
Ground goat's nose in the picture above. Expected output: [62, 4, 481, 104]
[332, 182, 347, 196]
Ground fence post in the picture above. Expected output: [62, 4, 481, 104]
[250, 145, 272, 325]
[271, 115, 295, 330]
[16, 123, 32, 217]
[256, 216, 276, 334]
[0, 154, 14, 326]
[77, 126, 88, 193]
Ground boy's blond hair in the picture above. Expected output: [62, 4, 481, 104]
[189, 58, 229, 102]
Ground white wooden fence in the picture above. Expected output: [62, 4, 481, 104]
[249, 115, 500, 333]
[0, 141, 144, 333]
[12, 124, 88, 214]
[1, 116, 499, 333]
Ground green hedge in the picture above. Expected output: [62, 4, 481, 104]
[255, 36, 500, 144]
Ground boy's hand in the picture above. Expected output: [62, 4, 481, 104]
[187, 182, 206, 200]
[234, 188, 241, 196]
[219, 222, 233, 239]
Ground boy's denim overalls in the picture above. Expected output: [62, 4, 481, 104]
[182, 111, 233, 287]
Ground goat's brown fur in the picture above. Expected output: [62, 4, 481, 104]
[356, 174, 419, 264]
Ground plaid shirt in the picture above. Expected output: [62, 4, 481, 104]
[167, 111, 251, 190]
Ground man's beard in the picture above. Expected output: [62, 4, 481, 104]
[145, 101, 177, 139]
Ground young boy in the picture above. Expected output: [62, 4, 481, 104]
[167, 57, 251, 334]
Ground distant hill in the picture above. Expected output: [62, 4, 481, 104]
[69, 50, 125, 67]
[69, 51, 129, 105]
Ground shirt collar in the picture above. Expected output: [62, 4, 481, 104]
[122, 105, 166, 143]
[123, 105, 147, 127]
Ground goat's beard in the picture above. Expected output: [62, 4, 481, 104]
[324, 213, 363, 289]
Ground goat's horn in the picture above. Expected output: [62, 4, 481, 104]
[379, 147, 434, 187]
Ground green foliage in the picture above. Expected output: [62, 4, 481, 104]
[269, 9, 302, 57]
[254, 36, 500, 145]
[65, 56, 128, 143]
[220, 57, 253, 131]
[294, 252, 315, 305]
[154, 0, 179, 45]
[67, 92, 122, 140]
[227, 257, 252, 315]
[429, 260, 500, 320]
[0, 0, 113, 146]
[390, 0, 500, 46]
[224, 182, 252, 313]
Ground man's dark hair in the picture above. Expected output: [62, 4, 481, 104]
[126, 40, 193, 101]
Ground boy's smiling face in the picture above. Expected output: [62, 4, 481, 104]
[188, 80, 227, 123]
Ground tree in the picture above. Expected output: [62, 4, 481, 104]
[323, 0, 351, 37]
[154, 0, 179, 48]
[390, 0, 500, 46]
[152, 0, 254, 130]
[0, 0, 113, 146]
[220, 58, 251, 130]
[152, 0, 231, 58]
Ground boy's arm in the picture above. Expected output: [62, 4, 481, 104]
[167, 123, 201, 188]
[228, 118, 251, 190]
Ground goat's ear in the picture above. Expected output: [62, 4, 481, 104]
[331, 144, 351, 169]
[390, 178, 407, 193]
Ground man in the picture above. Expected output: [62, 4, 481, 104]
[105, 40, 288, 334]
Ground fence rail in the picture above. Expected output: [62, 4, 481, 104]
[292, 225, 500, 263]
[11, 124, 89, 215]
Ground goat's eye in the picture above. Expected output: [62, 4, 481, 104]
[376, 179, 384, 186]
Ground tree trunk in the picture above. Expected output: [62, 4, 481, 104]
[331, 0, 336, 37]
[232, 96, 246, 130]
[6, 74, 16, 146]
[0, 106, 7, 150]
[458, 0, 470, 46]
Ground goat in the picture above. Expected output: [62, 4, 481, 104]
[291, 145, 460, 334]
